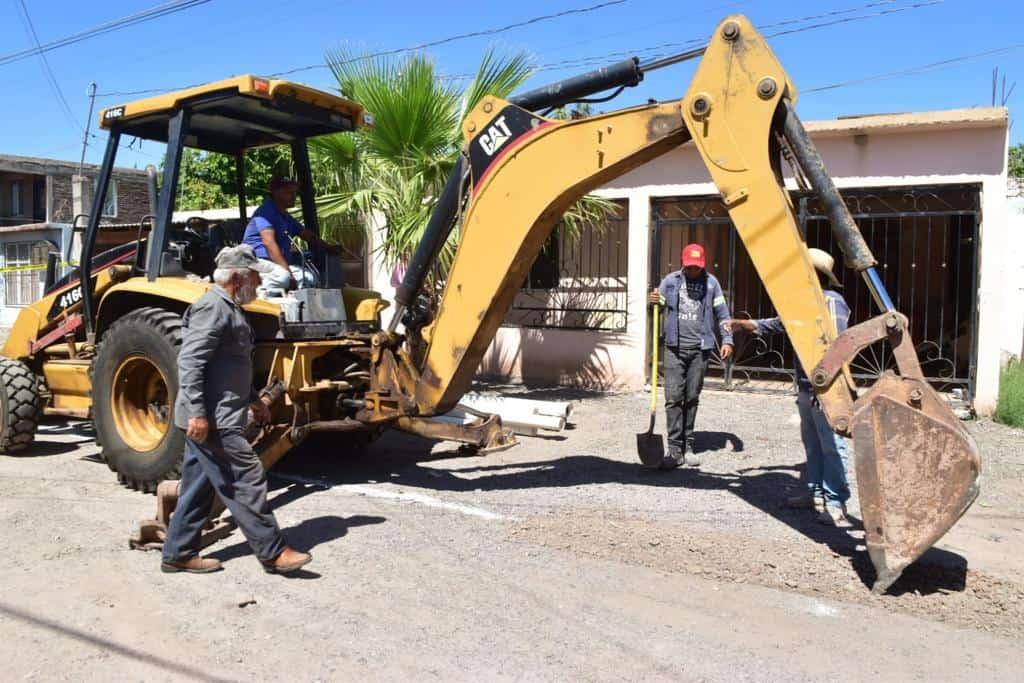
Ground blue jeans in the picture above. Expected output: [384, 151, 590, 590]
[796, 389, 851, 507]
[259, 260, 318, 291]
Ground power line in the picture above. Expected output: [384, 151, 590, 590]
[96, 0, 634, 97]
[439, 0, 939, 81]
[14, 0, 83, 134]
[803, 42, 1024, 94]
[538, 0, 757, 59]
[281, 0, 631, 77]
[93, 0, 940, 102]
[0, 0, 213, 68]
[524, 0, 939, 75]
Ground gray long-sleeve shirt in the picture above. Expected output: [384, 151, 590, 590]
[173, 286, 257, 433]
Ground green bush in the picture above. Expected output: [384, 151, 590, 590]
[995, 360, 1024, 428]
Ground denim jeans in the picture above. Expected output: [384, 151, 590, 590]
[259, 260, 318, 291]
[795, 389, 851, 507]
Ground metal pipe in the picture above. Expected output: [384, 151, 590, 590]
[305, 419, 368, 433]
[145, 165, 158, 216]
[637, 46, 706, 74]
[80, 131, 121, 340]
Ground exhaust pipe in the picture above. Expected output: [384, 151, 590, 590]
[145, 164, 159, 216]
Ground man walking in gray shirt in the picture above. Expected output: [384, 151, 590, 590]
[161, 245, 311, 574]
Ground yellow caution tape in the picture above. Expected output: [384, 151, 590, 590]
[0, 261, 79, 274]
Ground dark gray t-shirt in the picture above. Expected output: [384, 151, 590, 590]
[676, 276, 706, 349]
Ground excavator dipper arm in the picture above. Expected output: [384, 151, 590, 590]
[369, 15, 980, 593]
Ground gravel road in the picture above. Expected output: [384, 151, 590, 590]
[0, 387, 1020, 681]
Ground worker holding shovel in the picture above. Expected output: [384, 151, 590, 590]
[642, 244, 733, 469]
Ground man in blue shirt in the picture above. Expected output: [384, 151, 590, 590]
[648, 243, 734, 469]
[242, 176, 340, 290]
[728, 248, 852, 527]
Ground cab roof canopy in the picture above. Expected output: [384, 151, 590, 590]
[98, 75, 369, 155]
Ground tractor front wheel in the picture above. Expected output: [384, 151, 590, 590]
[93, 308, 184, 492]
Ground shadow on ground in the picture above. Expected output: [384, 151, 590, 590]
[276, 428, 968, 596]
[208, 511, 386, 567]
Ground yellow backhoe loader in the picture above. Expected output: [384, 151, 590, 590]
[0, 16, 980, 592]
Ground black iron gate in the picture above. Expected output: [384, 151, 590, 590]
[651, 185, 981, 399]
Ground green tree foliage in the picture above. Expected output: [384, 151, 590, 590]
[176, 148, 291, 211]
[1009, 143, 1024, 179]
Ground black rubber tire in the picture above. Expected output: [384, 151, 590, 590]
[0, 358, 42, 453]
[92, 307, 184, 493]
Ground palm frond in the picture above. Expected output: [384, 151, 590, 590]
[458, 49, 534, 122]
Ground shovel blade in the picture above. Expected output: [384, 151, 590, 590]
[636, 430, 665, 469]
[851, 374, 981, 593]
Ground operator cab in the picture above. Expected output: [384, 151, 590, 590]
[76, 75, 377, 340]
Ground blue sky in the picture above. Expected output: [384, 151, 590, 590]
[0, 0, 1019, 170]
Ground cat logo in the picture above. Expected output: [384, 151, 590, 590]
[478, 115, 513, 157]
[103, 107, 125, 121]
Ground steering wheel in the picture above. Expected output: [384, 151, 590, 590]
[176, 217, 214, 277]
[184, 216, 210, 243]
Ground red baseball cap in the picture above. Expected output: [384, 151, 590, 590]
[681, 243, 706, 268]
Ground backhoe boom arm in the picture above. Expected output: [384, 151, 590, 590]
[365, 15, 980, 593]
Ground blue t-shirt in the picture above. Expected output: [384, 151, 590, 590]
[242, 199, 305, 263]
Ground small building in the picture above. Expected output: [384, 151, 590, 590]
[0, 154, 152, 327]
[370, 106, 1015, 415]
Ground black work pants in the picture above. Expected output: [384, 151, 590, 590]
[663, 345, 709, 451]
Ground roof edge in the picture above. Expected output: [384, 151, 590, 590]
[804, 106, 1008, 138]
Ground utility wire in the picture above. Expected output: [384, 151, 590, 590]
[96, 0, 634, 97]
[523, 0, 939, 75]
[409, 1, 940, 82]
[803, 42, 1024, 94]
[14, 0, 83, 133]
[277, 0, 631, 77]
[0, 0, 213, 68]
[92, 0, 940, 102]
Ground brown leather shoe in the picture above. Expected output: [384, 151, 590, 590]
[161, 555, 223, 574]
[262, 547, 312, 575]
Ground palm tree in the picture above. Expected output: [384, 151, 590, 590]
[311, 47, 616, 288]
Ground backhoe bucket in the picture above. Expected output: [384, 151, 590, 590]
[850, 373, 981, 593]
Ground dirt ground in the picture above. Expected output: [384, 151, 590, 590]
[0, 387, 1021, 681]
